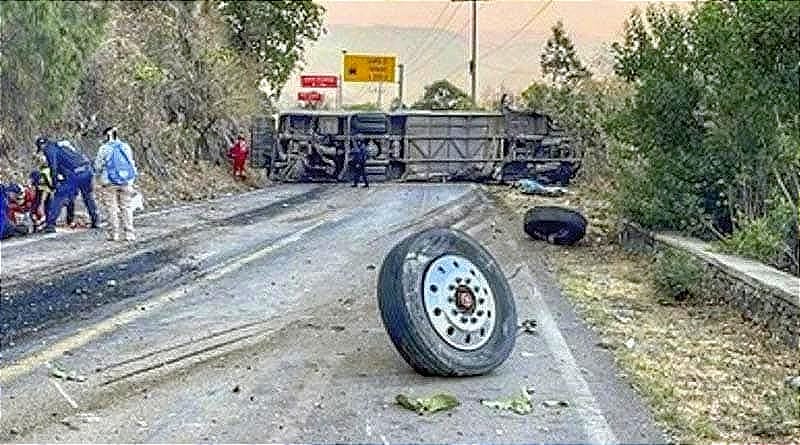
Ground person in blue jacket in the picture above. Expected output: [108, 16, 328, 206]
[0, 183, 28, 240]
[36, 136, 100, 233]
[349, 139, 369, 188]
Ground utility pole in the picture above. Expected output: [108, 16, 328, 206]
[397, 63, 405, 108]
[453, 0, 483, 107]
[470, 0, 477, 106]
[340, 49, 347, 109]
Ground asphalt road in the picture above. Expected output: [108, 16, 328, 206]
[0, 184, 666, 443]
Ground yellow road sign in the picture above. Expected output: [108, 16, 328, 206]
[343, 54, 396, 82]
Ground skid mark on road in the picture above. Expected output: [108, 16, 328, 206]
[0, 217, 334, 384]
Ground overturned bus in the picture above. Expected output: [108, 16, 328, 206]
[253, 107, 580, 184]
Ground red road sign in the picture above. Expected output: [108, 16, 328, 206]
[298, 91, 323, 102]
[301, 75, 338, 88]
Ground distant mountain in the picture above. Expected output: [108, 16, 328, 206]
[280, 24, 614, 109]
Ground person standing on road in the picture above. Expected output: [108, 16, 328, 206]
[349, 139, 368, 188]
[36, 136, 100, 233]
[228, 134, 249, 180]
[94, 126, 138, 242]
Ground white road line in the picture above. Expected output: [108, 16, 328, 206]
[514, 266, 618, 445]
[0, 218, 332, 384]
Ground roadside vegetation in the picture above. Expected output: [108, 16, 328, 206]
[496, 186, 800, 443]
[496, 2, 800, 441]
[516, 2, 799, 276]
[0, 0, 324, 206]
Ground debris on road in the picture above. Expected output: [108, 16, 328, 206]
[523, 206, 587, 246]
[395, 393, 460, 415]
[542, 400, 569, 408]
[515, 179, 571, 197]
[50, 362, 87, 382]
[519, 319, 538, 335]
[50, 379, 79, 409]
[480, 388, 534, 415]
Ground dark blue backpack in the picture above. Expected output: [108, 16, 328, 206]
[106, 141, 136, 185]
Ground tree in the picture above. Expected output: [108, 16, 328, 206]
[540, 20, 591, 88]
[412, 80, 473, 110]
[610, 8, 651, 82]
[609, 2, 800, 271]
[219, 1, 325, 101]
[0, 1, 108, 156]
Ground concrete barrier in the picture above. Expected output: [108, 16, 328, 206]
[620, 221, 800, 349]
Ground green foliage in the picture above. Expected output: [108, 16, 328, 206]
[719, 199, 796, 268]
[521, 79, 631, 180]
[219, 0, 325, 100]
[412, 80, 474, 110]
[540, 20, 591, 88]
[0, 1, 108, 149]
[608, 1, 800, 263]
[652, 248, 704, 300]
[133, 61, 165, 84]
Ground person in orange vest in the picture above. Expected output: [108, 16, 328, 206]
[228, 134, 249, 180]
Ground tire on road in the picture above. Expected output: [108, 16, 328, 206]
[523, 206, 587, 246]
[378, 228, 517, 376]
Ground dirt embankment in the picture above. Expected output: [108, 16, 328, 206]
[492, 184, 800, 444]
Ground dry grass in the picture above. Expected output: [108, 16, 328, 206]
[491, 184, 800, 444]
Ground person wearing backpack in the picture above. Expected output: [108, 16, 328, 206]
[94, 126, 138, 242]
[36, 136, 100, 233]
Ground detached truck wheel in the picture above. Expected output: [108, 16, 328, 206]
[523, 206, 587, 246]
[378, 228, 517, 376]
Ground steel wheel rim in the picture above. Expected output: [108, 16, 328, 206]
[422, 254, 497, 351]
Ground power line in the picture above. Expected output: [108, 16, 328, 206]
[478, 0, 553, 62]
[483, 63, 538, 76]
[405, 16, 469, 79]
[404, 3, 462, 78]
[440, 0, 553, 80]
[402, 3, 453, 69]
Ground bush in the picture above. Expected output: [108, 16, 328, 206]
[719, 199, 797, 270]
[608, 2, 800, 250]
[652, 248, 704, 300]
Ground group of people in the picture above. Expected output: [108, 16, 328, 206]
[1, 126, 140, 242]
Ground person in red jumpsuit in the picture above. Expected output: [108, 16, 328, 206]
[228, 134, 249, 180]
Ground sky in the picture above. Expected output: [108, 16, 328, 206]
[318, 0, 676, 44]
[283, 0, 689, 107]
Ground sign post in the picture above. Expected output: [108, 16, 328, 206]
[342, 53, 397, 83]
[300, 75, 339, 88]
